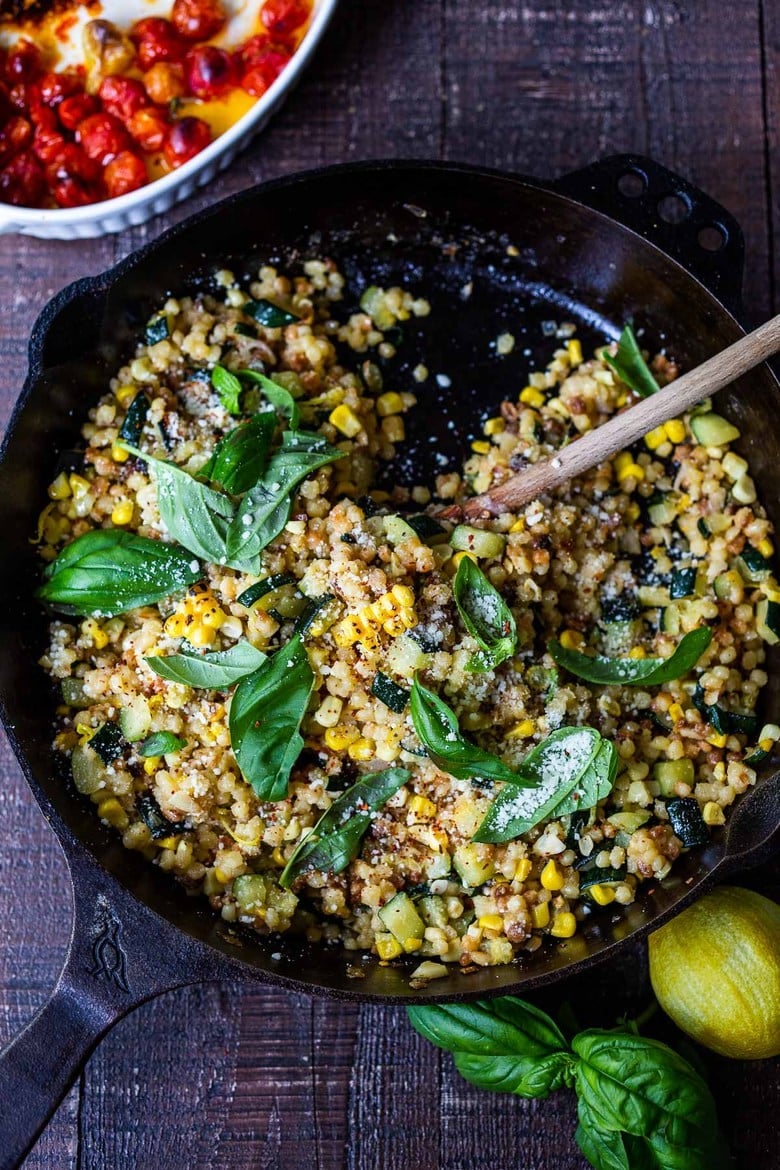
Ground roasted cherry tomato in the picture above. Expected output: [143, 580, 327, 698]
[0, 149, 45, 205]
[5, 41, 42, 84]
[46, 142, 101, 184]
[184, 45, 236, 98]
[142, 62, 185, 105]
[51, 175, 97, 208]
[239, 46, 291, 97]
[0, 115, 32, 165]
[126, 106, 169, 152]
[163, 115, 210, 168]
[171, 0, 226, 42]
[58, 93, 100, 132]
[260, 0, 310, 37]
[98, 76, 148, 122]
[131, 18, 187, 72]
[32, 125, 67, 165]
[77, 111, 131, 165]
[38, 71, 82, 108]
[104, 149, 147, 198]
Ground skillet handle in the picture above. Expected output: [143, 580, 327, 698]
[0, 841, 226, 1170]
[552, 154, 745, 317]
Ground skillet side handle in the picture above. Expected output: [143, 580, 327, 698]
[0, 843, 226, 1170]
[715, 770, 780, 877]
[552, 154, 745, 317]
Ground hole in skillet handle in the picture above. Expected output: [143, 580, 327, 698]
[552, 153, 745, 318]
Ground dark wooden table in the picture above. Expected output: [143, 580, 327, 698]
[1, 1, 779, 1166]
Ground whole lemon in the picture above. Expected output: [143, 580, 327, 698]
[649, 885, 780, 1059]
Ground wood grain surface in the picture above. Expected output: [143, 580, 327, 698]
[0, 1, 778, 1167]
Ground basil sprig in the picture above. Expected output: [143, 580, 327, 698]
[211, 365, 243, 415]
[279, 767, 410, 888]
[603, 323, 660, 399]
[407, 997, 729, 1170]
[410, 677, 525, 785]
[474, 729, 617, 843]
[201, 412, 276, 495]
[549, 627, 712, 686]
[36, 529, 201, 617]
[453, 556, 517, 672]
[146, 640, 267, 689]
[229, 632, 314, 801]
[138, 731, 186, 757]
[240, 369, 301, 430]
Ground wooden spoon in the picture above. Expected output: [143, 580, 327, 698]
[461, 314, 780, 519]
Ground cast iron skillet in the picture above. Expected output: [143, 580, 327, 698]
[1, 156, 778, 1168]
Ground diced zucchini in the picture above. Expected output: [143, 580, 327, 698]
[607, 810, 652, 833]
[384, 515, 419, 545]
[601, 620, 641, 657]
[136, 792, 188, 839]
[237, 573, 297, 608]
[601, 594, 641, 623]
[425, 851, 452, 879]
[233, 873, 298, 917]
[450, 525, 506, 559]
[692, 685, 759, 736]
[669, 567, 698, 599]
[145, 314, 170, 345]
[735, 546, 772, 583]
[371, 672, 410, 713]
[385, 634, 430, 677]
[579, 865, 627, 890]
[61, 677, 90, 708]
[406, 515, 449, 543]
[697, 518, 711, 538]
[666, 797, 709, 847]
[647, 494, 679, 527]
[638, 585, 671, 608]
[757, 598, 780, 645]
[89, 722, 125, 764]
[118, 392, 150, 446]
[566, 809, 591, 847]
[71, 743, 108, 795]
[690, 413, 740, 447]
[662, 602, 682, 636]
[713, 570, 744, 602]
[417, 894, 448, 928]
[378, 892, 425, 951]
[359, 286, 397, 330]
[705, 512, 731, 534]
[118, 695, 151, 743]
[453, 842, 495, 887]
[653, 758, 695, 796]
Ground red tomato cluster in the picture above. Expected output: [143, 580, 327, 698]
[0, 0, 312, 209]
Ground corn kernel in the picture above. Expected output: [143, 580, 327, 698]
[514, 858, 533, 882]
[403, 937, 423, 953]
[97, 798, 129, 830]
[408, 794, 436, 819]
[376, 935, 404, 960]
[391, 584, 415, 608]
[509, 518, 525, 533]
[324, 726, 360, 752]
[588, 884, 617, 906]
[189, 624, 216, 647]
[668, 703, 685, 724]
[628, 646, 646, 659]
[758, 539, 774, 559]
[381, 416, 405, 443]
[722, 452, 749, 481]
[48, 472, 71, 500]
[664, 419, 686, 444]
[451, 551, 478, 569]
[483, 417, 505, 436]
[541, 859, 565, 891]
[706, 731, 728, 748]
[164, 613, 188, 638]
[614, 451, 633, 473]
[531, 902, 550, 929]
[329, 404, 362, 437]
[559, 629, 584, 650]
[82, 618, 109, 649]
[115, 384, 137, 406]
[376, 391, 404, 417]
[111, 500, 134, 526]
[566, 339, 583, 366]
[546, 397, 570, 419]
[200, 606, 226, 630]
[506, 719, 535, 739]
[348, 737, 375, 762]
[626, 502, 641, 522]
[703, 801, 726, 826]
[111, 442, 129, 463]
[617, 461, 645, 483]
[519, 386, 545, 408]
[478, 914, 504, 932]
[143, 756, 160, 774]
[69, 473, 91, 500]
[644, 425, 668, 451]
[550, 911, 577, 938]
[471, 440, 490, 455]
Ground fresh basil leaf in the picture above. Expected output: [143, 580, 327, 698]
[239, 369, 301, 430]
[138, 731, 186, 757]
[453, 556, 517, 672]
[245, 298, 300, 328]
[36, 529, 201, 617]
[279, 767, 410, 887]
[549, 627, 712, 687]
[407, 998, 573, 1098]
[225, 431, 344, 573]
[203, 412, 276, 495]
[211, 364, 243, 415]
[123, 443, 235, 564]
[603, 324, 660, 399]
[118, 392, 150, 445]
[410, 676, 525, 785]
[229, 632, 313, 801]
[573, 1029, 729, 1170]
[576, 1099, 631, 1170]
[474, 727, 610, 843]
[145, 640, 267, 688]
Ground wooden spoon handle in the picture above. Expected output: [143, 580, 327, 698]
[463, 314, 780, 519]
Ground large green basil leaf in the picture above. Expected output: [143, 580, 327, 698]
[474, 727, 610, 843]
[36, 529, 201, 617]
[145, 640, 267, 688]
[229, 632, 314, 801]
[123, 443, 235, 564]
[576, 1098, 631, 1170]
[407, 998, 573, 1098]
[453, 556, 517, 672]
[603, 324, 660, 399]
[279, 767, 410, 887]
[410, 676, 525, 785]
[549, 628, 712, 687]
[573, 1029, 729, 1170]
[240, 369, 301, 430]
[201, 411, 276, 495]
[225, 431, 344, 572]
[211, 364, 243, 415]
